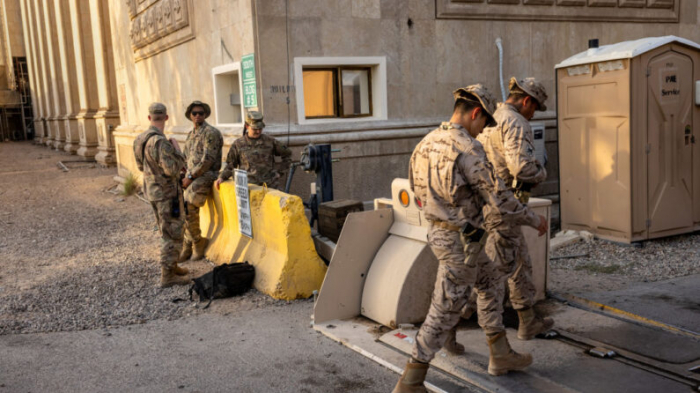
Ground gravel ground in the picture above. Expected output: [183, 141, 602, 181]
[0, 142, 282, 335]
[550, 231, 700, 285]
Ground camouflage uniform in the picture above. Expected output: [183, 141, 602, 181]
[133, 125, 186, 269]
[477, 77, 548, 311]
[409, 120, 541, 364]
[219, 133, 292, 189]
[183, 121, 223, 243]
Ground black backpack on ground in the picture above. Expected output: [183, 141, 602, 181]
[189, 262, 255, 309]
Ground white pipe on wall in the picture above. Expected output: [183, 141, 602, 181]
[496, 38, 506, 102]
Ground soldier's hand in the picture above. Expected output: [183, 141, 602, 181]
[536, 215, 548, 237]
[182, 177, 193, 189]
[169, 138, 181, 152]
[215, 178, 223, 190]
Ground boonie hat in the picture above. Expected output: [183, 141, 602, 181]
[185, 100, 211, 119]
[245, 111, 265, 129]
[148, 102, 167, 115]
[509, 77, 548, 111]
[453, 84, 498, 127]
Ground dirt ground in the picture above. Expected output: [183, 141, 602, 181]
[0, 142, 282, 335]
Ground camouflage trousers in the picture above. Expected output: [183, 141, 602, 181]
[485, 226, 536, 310]
[183, 172, 216, 243]
[151, 196, 185, 269]
[413, 227, 504, 363]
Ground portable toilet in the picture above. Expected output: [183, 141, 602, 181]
[555, 36, 700, 243]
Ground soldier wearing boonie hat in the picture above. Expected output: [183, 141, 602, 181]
[179, 100, 223, 263]
[393, 84, 548, 393]
[216, 110, 292, 191]
[475, 77, 553, 346]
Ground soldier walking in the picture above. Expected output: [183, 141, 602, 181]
[179, 101, 223, 263]
[133, 103, 190, 287]
[393, 85, 547, 392]
[477, 77, 553, 340]
[215, 111, 292, 191]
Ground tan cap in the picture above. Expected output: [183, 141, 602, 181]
[185, 100, 211, 119]
[453, 84, 498, 127]
[509, 77, 548, 111]
[148, 102, 167, 115]
[245, 111, 265, 129]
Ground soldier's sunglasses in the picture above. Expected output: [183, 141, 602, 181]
[191, 111, 205, 116]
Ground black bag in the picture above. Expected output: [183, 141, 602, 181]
[189, 262, 255, 309]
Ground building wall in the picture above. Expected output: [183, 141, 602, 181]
[112, 0, 700, 202]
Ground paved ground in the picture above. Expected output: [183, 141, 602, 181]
[0, 142, 408, 393]
[1, 141, 698, 393]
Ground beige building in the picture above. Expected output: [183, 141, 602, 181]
[17, 0, 700, 203]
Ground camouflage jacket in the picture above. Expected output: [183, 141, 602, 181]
[409, 122, 540, 232]
[133, 126, 185, 202]
[219, 133, 292, 186]
[477, 103, 547, 188]
[183, 121, 223, 179]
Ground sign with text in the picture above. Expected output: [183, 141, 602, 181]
[234, 169, 253, 238]
[241, 53, 258, 108]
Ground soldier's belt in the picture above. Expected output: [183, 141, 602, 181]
[431, 221, 461, 232]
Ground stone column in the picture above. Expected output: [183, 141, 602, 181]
[31, 0, 56, 147]
[20, 0, 45, 143]
[42, 0, 67, 151]
[68, 0, 99, 159]
[54, 0, 81, 154]
[89, 0, 119, 166]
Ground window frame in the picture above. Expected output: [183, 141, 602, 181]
[211, 62, 245, 127]
[294, 57, 387, 125]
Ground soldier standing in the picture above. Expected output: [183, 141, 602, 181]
[179, 101, 223, 262]
[133, 103, 190, 287]
[477, 77, 553, 340]
[393, 85, 548, 392]
[215, 111, 292, 190]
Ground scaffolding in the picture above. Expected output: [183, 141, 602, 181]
[0, 56, 31, 141]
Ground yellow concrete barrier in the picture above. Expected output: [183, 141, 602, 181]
[199, 182, 327, 300]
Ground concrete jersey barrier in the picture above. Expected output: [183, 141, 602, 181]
[199, 182, 327, 300]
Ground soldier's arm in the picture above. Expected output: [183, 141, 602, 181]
[503, 121, 547, 185]
[458, 153, 540, 231]
[188, 130, 221, 178]
[273, 138, 293, 167]
[157, 138, 185, 177]
[133, 139, 144, 172]
[218, 143, 240, 181]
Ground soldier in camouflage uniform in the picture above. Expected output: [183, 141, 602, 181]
[215, 111, 292, 191]
[394, 85, 548, 393]
[133, 103, 190, 288]
[179, 101, 223, 263]
[476, 77, 553, 341]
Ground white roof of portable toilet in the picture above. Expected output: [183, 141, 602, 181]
[555, 35, 700, 69]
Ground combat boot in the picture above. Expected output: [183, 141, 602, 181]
[160, 267, 191, 288]
[442, 328, 465, 355]
[178, 240, 193, 262]
[191, 237, 209, 261]
[172, 264, 189, 276]
[392, 360, 429, 393]
[487, 331, 533, 376]
[517, 307, 554, 340]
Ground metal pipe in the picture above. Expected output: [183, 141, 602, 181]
[284, 162, 299, 194]
[496, 38, 506, 102]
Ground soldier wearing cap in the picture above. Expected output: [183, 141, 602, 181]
[393, 85, 548, 392]
[133, 103, 190, 287]
[179, 101, 223, 263]
[476, 77, 553, 342]
[215, 111, 292, 190]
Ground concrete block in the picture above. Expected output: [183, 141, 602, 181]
[200, 182, 327, 300]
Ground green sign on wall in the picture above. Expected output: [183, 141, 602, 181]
[241, 54, 257, 108]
